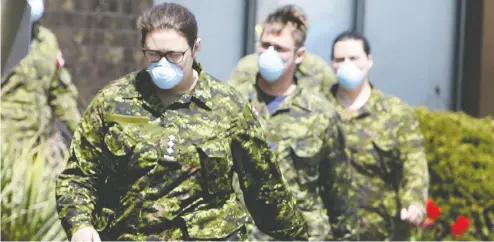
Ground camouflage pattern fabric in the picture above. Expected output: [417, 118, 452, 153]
[1, 24, 81, 143]
[228, 52, 337, 97]
[323, 84, 430, 240]
[231, 79, 345, 241]
[55, 66, 308, 241]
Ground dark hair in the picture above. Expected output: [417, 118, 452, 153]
[331, 30, 371, 59]
[263, 5, 308, 48]
[137, 3, 198, 49]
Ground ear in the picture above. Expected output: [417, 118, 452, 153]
[367, 54, 374, 69]
[294, 46, 306, 65]
[192, 38, 201, 58]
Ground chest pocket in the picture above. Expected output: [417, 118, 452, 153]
[195, 137, 232, 199]
[351, 134, 401, 181]
[290, 135, 323, 187]
[103, 118, 163, 179]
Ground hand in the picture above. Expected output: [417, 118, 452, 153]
[71, 226, 101, 242]
[400, 204, 425, 226]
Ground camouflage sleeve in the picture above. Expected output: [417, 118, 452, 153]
[319, 112, 355, 240]
[396, 109, 429, 209]
[55, 92, 109, 239]
[48, 52, 81, 134]
[320, 112, 346, 193]
[232, 104, 308, 241]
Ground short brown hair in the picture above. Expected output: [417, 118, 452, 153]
[262, 5, 308, 48]
[137, 3, 198, 48]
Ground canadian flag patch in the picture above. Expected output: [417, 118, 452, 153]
[56, 51, 65, 68]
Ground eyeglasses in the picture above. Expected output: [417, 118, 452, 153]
[142, 48, 190, 63]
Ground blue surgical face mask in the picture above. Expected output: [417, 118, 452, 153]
[147, 59, 184, 90]
[258, 46, 285, 83]
[336, 61, 365, 90]
[28, 0, 44, 22]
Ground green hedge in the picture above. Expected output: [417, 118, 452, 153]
[414, 106, 494, 241]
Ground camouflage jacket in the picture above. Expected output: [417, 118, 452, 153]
[231, 79, 345, 241]
[55, 68, 308, 241]
[1, 24, 81, 142]
[324, 84, 430, 240]
[228, 52, 337, 97]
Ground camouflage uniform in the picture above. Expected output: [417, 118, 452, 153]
[228, 52, 337, 96]
[55, 66, 308, 241]
[323, 84, 429, 240]
[1, 24, 81, 143]
[231, 77, 345, 241]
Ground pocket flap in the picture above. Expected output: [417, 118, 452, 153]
[196, 139, 229, 158]
[290, 136, 323, 159]
[371, 138, 396, 153]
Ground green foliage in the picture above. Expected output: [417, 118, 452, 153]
[414, 106, 494, 241]
[1, 134, 68, 241]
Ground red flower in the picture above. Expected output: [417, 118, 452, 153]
[422, 198, 441, 227]
[426, 198, 441, 220]
[451, 216, 470, 238]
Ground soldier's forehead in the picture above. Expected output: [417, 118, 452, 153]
[145, 29, 188, 51]
[261, 25, 297, 48]
[333, 40, 366, 56]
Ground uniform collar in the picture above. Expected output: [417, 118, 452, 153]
[329, 82, 387, 120]
[247, 74, 313, 117]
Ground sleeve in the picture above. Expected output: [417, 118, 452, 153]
[319, 113, 349, 238]
[55, 92, 111, 239]
[396, 109, 430, 210]
[48, 50, 82, 134]
[319, 114, 348, 200]
[231, 103, 308, 241]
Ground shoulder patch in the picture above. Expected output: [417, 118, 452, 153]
[56, 51, 65, 68]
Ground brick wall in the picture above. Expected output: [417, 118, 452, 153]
[40, 0, 153, 110]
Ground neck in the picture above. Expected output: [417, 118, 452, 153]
[337, 79, 371, 110]
[258, 74, 296, 96]
[175, 69, 199, 94]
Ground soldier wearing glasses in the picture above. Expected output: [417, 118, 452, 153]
[55, 3, 308, 241]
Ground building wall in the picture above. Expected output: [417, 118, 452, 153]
[459, 0, 494, 118]
[362, 0, 457, 111]
[480, 0, 494, 117]
[40, 0, 153, 109]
